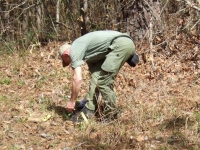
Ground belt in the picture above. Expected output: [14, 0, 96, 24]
[110, 34, 133, 45]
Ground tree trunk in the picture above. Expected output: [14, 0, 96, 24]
[56, 0, 61, 31]
[0, 0, 7, 37]
[0, 0, 11, 41]
[36, 0, 46, 44]
[122, 0, 161, 41]
[36, 1, 44, 33]
[22, 1, 28, 33]
[80, 0, 88, 35]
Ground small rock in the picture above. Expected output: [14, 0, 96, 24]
[40, 133, 54, 140]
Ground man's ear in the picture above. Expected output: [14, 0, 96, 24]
[63, 49, 70, 55]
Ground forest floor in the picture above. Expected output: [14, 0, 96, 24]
[0, 40, 200, 150]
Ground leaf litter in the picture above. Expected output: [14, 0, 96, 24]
[0, 40, 200, 149]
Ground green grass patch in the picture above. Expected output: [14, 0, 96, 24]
[0, 77, 11, 85]
[17, 80, 25, 87]
[0, 95, 8, 101]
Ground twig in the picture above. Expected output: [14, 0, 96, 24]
[0, 38, 13, 52]
[0, 0, 28, 13]
[149, 17, 155, 69]
[55, 22, 76, 31]
[181, 0, 200, 11]
[41, 0, 58, 38]
[1, 2, 40, 25]
[49, 13, 59, 37]
[143, 0, 161, 21]
[160, 0, 169, 14]
[154, 40, 167, 47]
[73, 142, 87, 149]
[191, 18, 200, 30]
[181, 18, 194, 31]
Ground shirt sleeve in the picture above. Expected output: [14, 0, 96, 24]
[70, 42, 87, 69]
[71, 60, 85, 69]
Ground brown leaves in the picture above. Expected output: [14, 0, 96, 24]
[135, 135, 149, 142]
[0, 38, 200, 149]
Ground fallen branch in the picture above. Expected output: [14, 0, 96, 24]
[191, 18, 200, 30]
[176, 0, 200, 30]
[177, 0, 200, 11]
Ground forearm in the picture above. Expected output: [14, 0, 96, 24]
[70, 78, 82, 102]
[69, 66, 82, 102]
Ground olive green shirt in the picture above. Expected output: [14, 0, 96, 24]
[70, 30, 128, 69]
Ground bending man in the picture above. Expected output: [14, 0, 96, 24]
[59, 30, 136, 120]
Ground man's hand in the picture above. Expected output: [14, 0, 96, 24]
[66, 66, 82, 113]
[66, 101, 75, 112]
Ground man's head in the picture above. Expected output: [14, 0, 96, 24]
[59, 43, 71, 67]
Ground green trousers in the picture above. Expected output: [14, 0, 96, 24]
[85, 37, 135, 115]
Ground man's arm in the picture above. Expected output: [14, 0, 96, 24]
[66, 66, 82, 111]
[70, 66, 82, 101]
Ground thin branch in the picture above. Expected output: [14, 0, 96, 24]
[55, 22, 76, 31]
[178, 0, 200, 11]
[160, 0, 169, 14]
[1, 2, 40, 26]
[191, 18, 200, 30]
[143, 0, 161, 21]
[149, 17, 155, 69]
[7, 4, 34, 24]
[0, 0, 28, 13]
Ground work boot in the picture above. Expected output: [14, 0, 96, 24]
[70, 106, 94, 123]
[76, 99, 88, 111]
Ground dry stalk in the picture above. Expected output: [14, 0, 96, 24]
[149, 16, 155, 70]
[182, 0, 200, 11]
[0, 0, 28, 13]
[143, 0, 161, 21]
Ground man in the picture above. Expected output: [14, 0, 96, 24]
[59, 30, 136, 121]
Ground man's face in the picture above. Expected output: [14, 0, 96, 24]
[62, 50, 71, 66]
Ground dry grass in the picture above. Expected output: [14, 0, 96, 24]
[0, 41, 200, 150]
